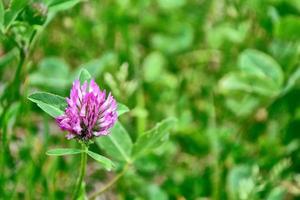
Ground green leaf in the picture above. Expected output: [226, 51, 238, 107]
[157, 0, 185, 9]
[21, 3, 47, 26]
[227, 165, 252, 200]
[146, 184, 168, 200]
[4, 0, 27, 29]
[78, 68, 91, 84]
[282, 68, 300, 95]
[29, 57, 71, 90]
[46, 148, 83, 156]
[151, 24, 193, 54]
[0, 48, 18, 69]
[225, 95, 260, 117]
[87, 151, 114, 171]
[238, 49, 284, 87]
[72, 52, 117, 85]
[132, 117, 176, 159]
[78, 52, 117, 76]
[207, 22, 250, 48]
[28, 92, 67, 109]
[117, 103, 129, 116]
[47, 0, 81, 12]
[287, 0, 300, 12]
[275, 16, 300, 41]
[28, 92, 67, 118]
[0, 0, 4, 29]
[266, 187, 285, 200]
[96, 121, 132, 162]
[36, 102, 64, 118]
[143, 51, 165, 82]
[3, 102, 20, 128]
[219, 72, 280, 97]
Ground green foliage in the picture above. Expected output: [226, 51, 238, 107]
[87, 150, 114, 171]
[96, 121, 133, 163]
[2, 0, 300, 199]
[219, 72, 279, 97]
[275, 16, 300, 41]
[29, 57, 71, 90]
[0, 1, 4, 29]
[78, 68, 91, 84]
[47, 0, 82, 12]
[117, 103, 129, 116]
[238, 49, 283, 87]
[282, 68, 300, 94]
[46, 148, 83, 156]
[143, 51, 165, 82]
[28, 92, 67, 117]
[132, 118, 177, 159]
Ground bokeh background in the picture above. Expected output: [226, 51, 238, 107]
[1, 0, 300, 199]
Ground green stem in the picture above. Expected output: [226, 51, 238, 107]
[72, 144, 87, 200]
[207, 95, 221, 200]
[137, 88, 146, 135]
[0, 48, 26, 197]
[88, 163, 130, 199]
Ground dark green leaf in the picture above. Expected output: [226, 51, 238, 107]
[275, 16, 300, 41]
[96, 121, 132, 162]
[132, 117, 176, 159]
[87, 150, 114, 171]
[0, 48, 18, 69]
[4, 0, 27, 29]
[48, 0, 81, 12]
[46, 148, 83, 156]
[4, 102, 20, 127]
[28, 92, 67, 117]
[36, 102, 64, 118]
[28, 92, 67, 110]
[282, 68, 300, 95]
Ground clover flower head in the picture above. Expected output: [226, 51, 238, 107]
[56, 79, 118, 140]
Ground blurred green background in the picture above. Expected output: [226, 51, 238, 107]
[1, 0, 300, 199]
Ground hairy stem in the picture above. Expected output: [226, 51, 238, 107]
[89, 163, 130, 199]
[72, 144, 87, 200]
